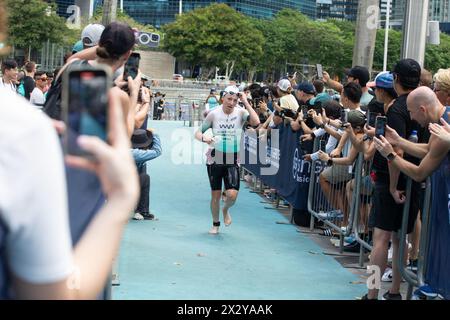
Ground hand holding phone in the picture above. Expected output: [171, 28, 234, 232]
[316, 64, 323, 80]
[62, 64, 112, 158]
[123, 52, 141, 80]
[375, 116, 387, 138]
[366, 112, 377, 128]
[340, 109, 347, 126]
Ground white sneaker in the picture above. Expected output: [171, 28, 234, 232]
[133, 212, 144, 220]
[382, 268, 393, 282]
[381, 267, 405, 282]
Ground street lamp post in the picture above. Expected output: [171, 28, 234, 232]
[401, 0, 429, 67]
[102, 0, 118, 26]
[383, 0, 391, 71]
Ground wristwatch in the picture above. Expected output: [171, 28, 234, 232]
[327, 158, 333, 166]
[319, 124, 325, 129]
[387, 152, 397, 161]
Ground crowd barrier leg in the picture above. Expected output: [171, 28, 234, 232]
[351, 154, 373, 266]
[307, 137, 359, 252]
[398, 178, 415, 298]
[397, 177, 432, 299]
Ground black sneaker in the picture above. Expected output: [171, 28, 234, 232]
[141, 212, 155, 220]
[382, 291, 402, 300]
[407, 259, 418, 272]
[360, 293, 378, 300]
[343, 241, 361, 253]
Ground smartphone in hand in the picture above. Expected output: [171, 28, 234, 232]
[123, 52, 141, 80]
[366, 111, 377, 128]
[375, 116, 387, 138]
[316, 64, 323, 80]
[320, 139, 327, 152]
[62, 64, 112, 158]
[340, 109, 347, 125]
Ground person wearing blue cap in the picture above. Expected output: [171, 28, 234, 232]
[362, 59, 422, 301]
[367, 71, 397, 115]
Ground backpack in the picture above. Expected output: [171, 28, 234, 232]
[43, 60, 88, 120]
[16, 80, 25, 97]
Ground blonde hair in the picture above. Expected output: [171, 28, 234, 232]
[433, 68, 450, 93]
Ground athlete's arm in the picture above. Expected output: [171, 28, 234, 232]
[195, 113, 214, 143]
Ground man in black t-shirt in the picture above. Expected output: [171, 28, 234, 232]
[23, 61, 36, 100]
[364, 59, 422, 300]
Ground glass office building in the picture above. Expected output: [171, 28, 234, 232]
[316, 0, 358, 21]
[54, 0, 316, 28]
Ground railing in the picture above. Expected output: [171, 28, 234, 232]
[307, 136, 358, 253]
[397, 177, 432, 300]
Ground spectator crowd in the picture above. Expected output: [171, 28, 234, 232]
[0, 4, 449, 300]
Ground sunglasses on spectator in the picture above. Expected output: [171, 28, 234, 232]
[38, 77, 48, 81]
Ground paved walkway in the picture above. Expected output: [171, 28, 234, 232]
[113, 121, 366, 300]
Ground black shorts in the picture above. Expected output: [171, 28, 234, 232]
[207, 164, 240, 191]
[372, 181, 420, 234]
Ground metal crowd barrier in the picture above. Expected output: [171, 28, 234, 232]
[397, 177, 432, 300]
[151, 99, 205, 126]
[351, 154, 374, 266]
[239, 166, 291, 217]
[307, 137, 359, 253]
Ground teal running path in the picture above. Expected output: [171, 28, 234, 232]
[113, 121, 366, 300]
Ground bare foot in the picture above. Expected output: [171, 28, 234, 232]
[208, 226, 219, 234]
[223, 208, 232, 226]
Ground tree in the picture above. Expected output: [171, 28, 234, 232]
[6, 0, 70, 59]
[373, 28, 402, 72]
[163, 3, 264, 79]
[424, 32, 450, 73]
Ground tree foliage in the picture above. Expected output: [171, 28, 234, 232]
[162, 3, 264, 78]
[153, 4, 450, 79]
[6, 0, 70, 53]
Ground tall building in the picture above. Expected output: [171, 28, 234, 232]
[392, 0, 450, 24]
[316, 0, 358, 21]
[52, 0, 101, 18]
[123, 0, 316, 28]
[429, 0, 450, 22]
[53, 0, 317, 28]
[379, 0, 393, 19]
